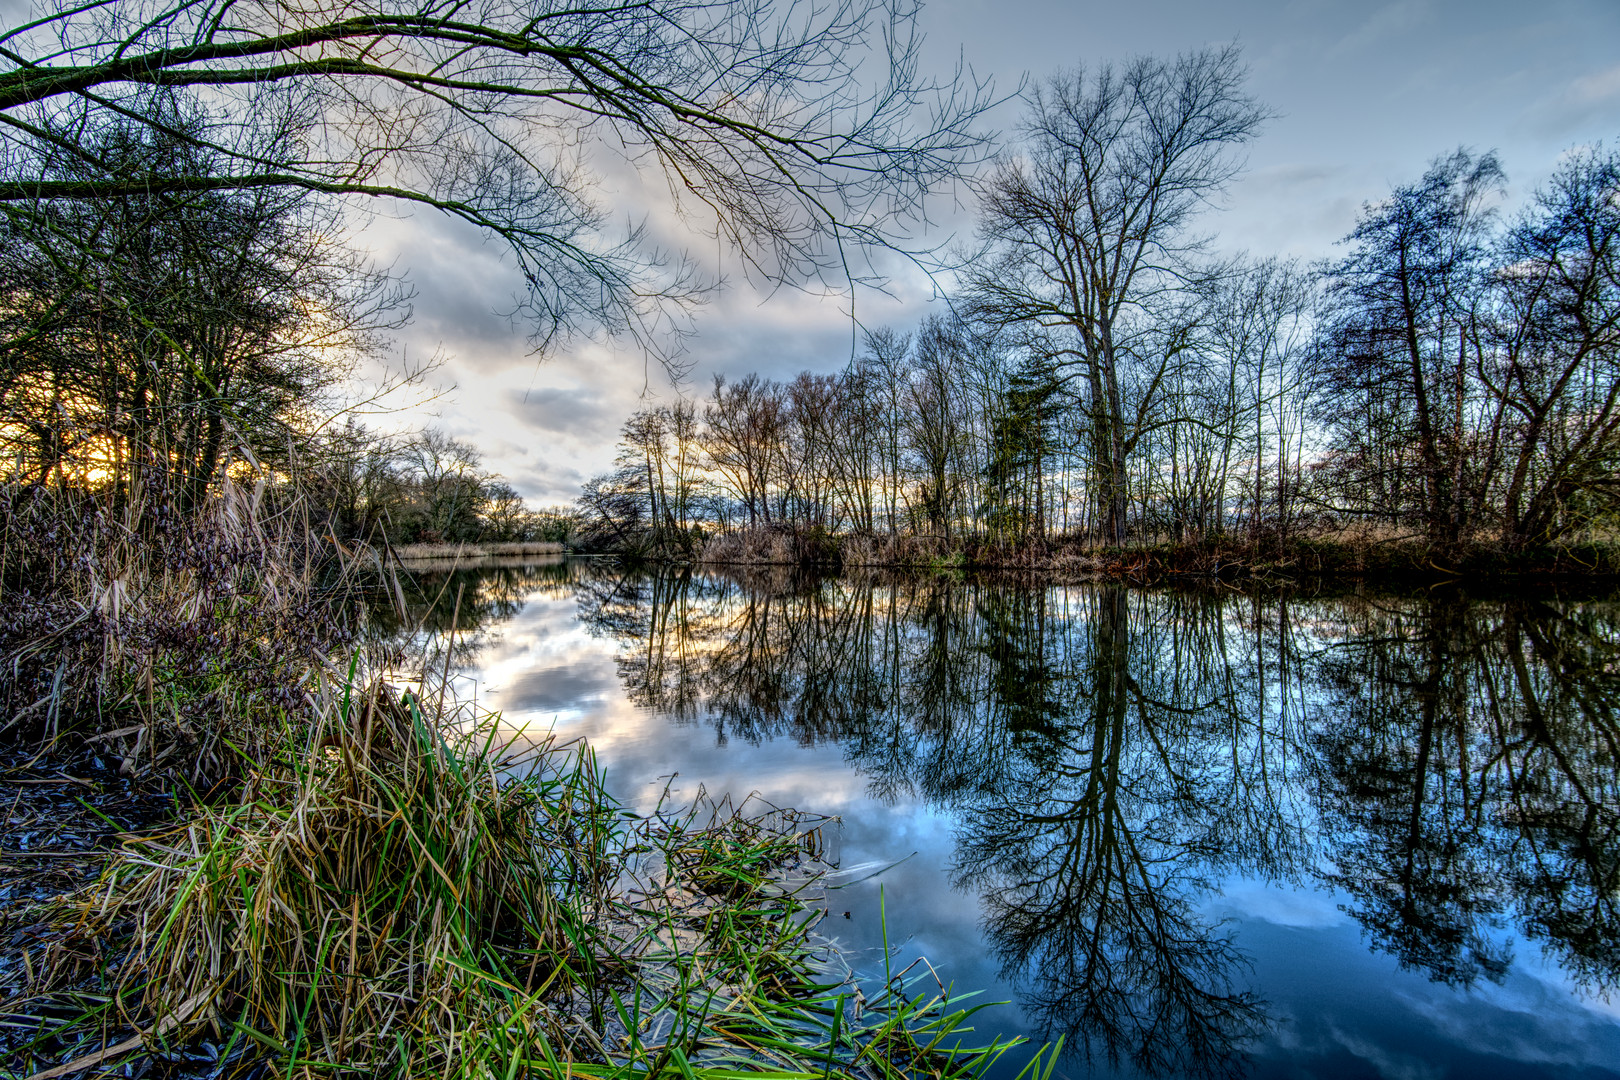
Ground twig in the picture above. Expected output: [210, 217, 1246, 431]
[24, 989, 212, 1080]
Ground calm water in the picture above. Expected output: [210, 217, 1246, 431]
[394, 559, 1620, 1080]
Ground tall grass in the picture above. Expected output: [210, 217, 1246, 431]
[2, 471, 1053, 1080]
[8, 674, 1051, 1079]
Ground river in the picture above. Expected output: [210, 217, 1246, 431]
[385, 558, 1620, 1080]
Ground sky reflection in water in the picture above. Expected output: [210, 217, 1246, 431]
[407, 561, 1620, 1080]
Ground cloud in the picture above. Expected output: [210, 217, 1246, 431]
[1209, 879, 1348, 928]
[1321, 1028, 1444, 1080]
[496, 664, 621, 713]
[1327, 0, 1435, 56]
[505, 462, 584, 501]
[1568, 64, 1620, 105]
[507, 387, 615, 438]
[1517, 63, 1620, 143]
[1220, 157, 1369, 259]
[317, 0, 1620, 516]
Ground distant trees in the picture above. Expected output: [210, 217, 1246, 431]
[575, 402, 712, 553]
[308, 424, 557, 544]
[983, 353, 1063, 543]
[1180, 257, 1315, 543]
[704, 374, 788, 528]
[575, 128, 1619, 558]
[583, 320, 1034, 547]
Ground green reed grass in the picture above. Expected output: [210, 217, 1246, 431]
[8, 672, 1056, 1080]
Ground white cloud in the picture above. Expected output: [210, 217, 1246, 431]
[1208, 879, 1349, 928]
[1328, 0, 1436, 57]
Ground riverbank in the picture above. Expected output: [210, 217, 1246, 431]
[386, 540, 565, 562]
[686, 525, 1620, 584]
[0, 487, 1035, 1078]
[4, 676, 1037, 1080]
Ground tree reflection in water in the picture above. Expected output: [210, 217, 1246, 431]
[363, 557, 576, 670]
[1311, 594, 1620, 994]
[566, 565, 1620, 1077]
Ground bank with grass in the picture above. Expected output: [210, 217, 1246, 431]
[601, 522, 1620, 586]
[0, 481, 1049, 1080]
[386, 541, 567, 563]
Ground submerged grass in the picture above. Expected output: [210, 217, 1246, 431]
[5, 672, 1050, 1080]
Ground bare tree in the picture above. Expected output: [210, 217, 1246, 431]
[1314, 149, 1503, 545]
[1, 0, 992, 356]
[967, 46, 1269, 543]
[906, 314, 967, 537]
[403, 426, 485, 539]
[786, 372, 840, 528]
[703, 373, 787, 526]
[619, 407, 673, 541]
[1194, 257, 1315, 541]
[664, 399, 705, 539]
[0, 104, 410, 493]
[861, 326, 912, 533]
[1491, 147, 1620, 547]
[825, 360, 882, 532]
[481, 480, 529, 540]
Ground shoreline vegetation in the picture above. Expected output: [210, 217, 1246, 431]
[4, 0, 1617, 1072]
[567, 135, 1620, 583]
[9, 687, 1041, 1080]
[0, 480, 1049, 1080]
[589, 524, 1620, 585]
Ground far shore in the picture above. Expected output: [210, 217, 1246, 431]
[383, 540, 565, 563]
[594, 525, 1620, 585]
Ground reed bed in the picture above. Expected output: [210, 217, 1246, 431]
[5, 674, 1050, 1080]
[0, 473, 371, 786]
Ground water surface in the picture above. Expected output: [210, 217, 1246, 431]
[394, 561, 1620, 1080]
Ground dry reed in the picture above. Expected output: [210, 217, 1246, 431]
[388, 541, 565, 561]
[0, 470, 365, 784]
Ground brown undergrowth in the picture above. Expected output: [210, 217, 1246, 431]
[688, 522, 1620, 584]
[0, 472, 365, 787]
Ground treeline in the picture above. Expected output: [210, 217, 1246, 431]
[0, 105, 561, 546]
[3, 0, 988, 566]
[307, 424, 572, 545]
[583, 52, 1620, 561]
[582, 305, 1314, 554]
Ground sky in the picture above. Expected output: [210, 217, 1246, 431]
[8, 0, 1618, 503]
[359, 0, 1620, 505]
